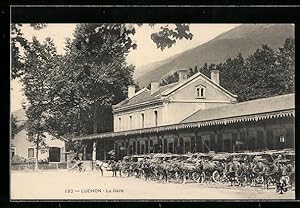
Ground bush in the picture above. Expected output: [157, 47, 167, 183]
[38, 159, 49, 164]
[27, 157, 37, 164]
[11, 155, 27, 164]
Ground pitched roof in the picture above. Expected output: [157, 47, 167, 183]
[181, 93, 295, 124]
[161, 72, 238, 98]
[114, 71, 238, 112]
[113, 83, 178, 110]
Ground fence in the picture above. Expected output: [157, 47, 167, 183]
[11, 162, 69, 171]
[11, 161, 93, 171]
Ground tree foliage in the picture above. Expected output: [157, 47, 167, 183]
[21, 37, 60, 168]
[160, 38, 294, 102]
[16, 23, 195, 156]
[47, 24, 136, 137]
[150, 24, 193, 51]
[11, 23, 47, 80]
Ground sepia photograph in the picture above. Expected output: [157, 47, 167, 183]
[10, 8, 295, 201]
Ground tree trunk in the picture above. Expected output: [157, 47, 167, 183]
[93, 101, 98, 134]
[35, 133, 40, 171]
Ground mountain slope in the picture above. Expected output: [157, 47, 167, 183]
[133, 54, 180, 79]
[135, 24, 294, 88]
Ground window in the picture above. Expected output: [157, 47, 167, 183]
[118, 117, 121, 130]
[132, 141, 136, 154]
[145, 140, 149, 154]
[137, 141, 140, 154]
[154, 110, 158, 127]
[28, 148, 34, 158]
[168, 142, 173, 153]
[185, 141, 191, 153]
[195, 86, 205, 98]
[164, 139, 168, 153]
[150, 140, 153, 153]
[129, 115, 132, 129]
[141, 144, 145, 154]
[141, 113, 145, 128]
[257, 131, 265, 150]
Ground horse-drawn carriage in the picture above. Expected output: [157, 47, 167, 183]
[105, 149, 295, 193]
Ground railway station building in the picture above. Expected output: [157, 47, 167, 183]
[72, 69, 295, 160]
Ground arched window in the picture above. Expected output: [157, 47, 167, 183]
[195, 85, 206, 98]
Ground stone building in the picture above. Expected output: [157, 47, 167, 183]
[73, 70, 295, 160]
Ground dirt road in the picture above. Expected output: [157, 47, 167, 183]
[10, 169, 295, 200]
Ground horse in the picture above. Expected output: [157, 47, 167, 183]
[107, 160, 123, 177]
[94, 160, 109, 176]
[202, 160, 218, 184]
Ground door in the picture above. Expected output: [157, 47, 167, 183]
[202, 139, 210, 153]
[49, 147, 61, 162]
[223, 139, 232, 152]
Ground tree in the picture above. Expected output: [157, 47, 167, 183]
[276, 37, 295, 93]
[13, 23, 194, 140]
[160, 71, 179, 86]
[240, 45, 279, 101]
[76, 23, 193, 52]
[21, 37, 60, 169]
[159, 38, 294, 102]
[150, 24, 193, 51]
[47, 24, 136, 138]
[11, 115, 18, 139]
[11, 23, 47, 80]
[218, 54, 245, 96]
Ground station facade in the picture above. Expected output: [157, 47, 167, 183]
[73, 70, 295, 160]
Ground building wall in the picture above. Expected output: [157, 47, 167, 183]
[11, 129, 66, 162]
[114, 76, 236, 132]
[114, 104, 164, 132]
[113, 117, 294, 160]
[169, 76, 236, 103]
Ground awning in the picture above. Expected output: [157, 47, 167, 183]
[72, 109, 294, 141]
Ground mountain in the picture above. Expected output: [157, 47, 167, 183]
[135, 24, 294, 88]
[133, 54, 180, 79]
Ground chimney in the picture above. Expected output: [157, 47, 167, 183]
[211, 70, 220, 85]
[150, 81, 159, 95]
[178, 69, 188, 83]
[128, 85, 135, 99]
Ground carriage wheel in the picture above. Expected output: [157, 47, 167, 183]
[212, 170, 222, 184]
[175, 171, 182, 181]
[192, 172, 200, 182]
[255, 175, 264, 186]
[266, 176, 275, 189]
[198, 172, 205, 184]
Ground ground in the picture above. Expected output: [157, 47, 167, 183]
[11, 169, 295, 200]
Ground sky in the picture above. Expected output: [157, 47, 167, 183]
[11, 23, 240, 112]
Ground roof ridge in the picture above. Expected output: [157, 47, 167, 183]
[161, 71, 238, 98]
[113, 88, 149, 108]
[180, 93, 295, 123]
[130, 87, 149, 99]
[234, 93, 295, 106]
